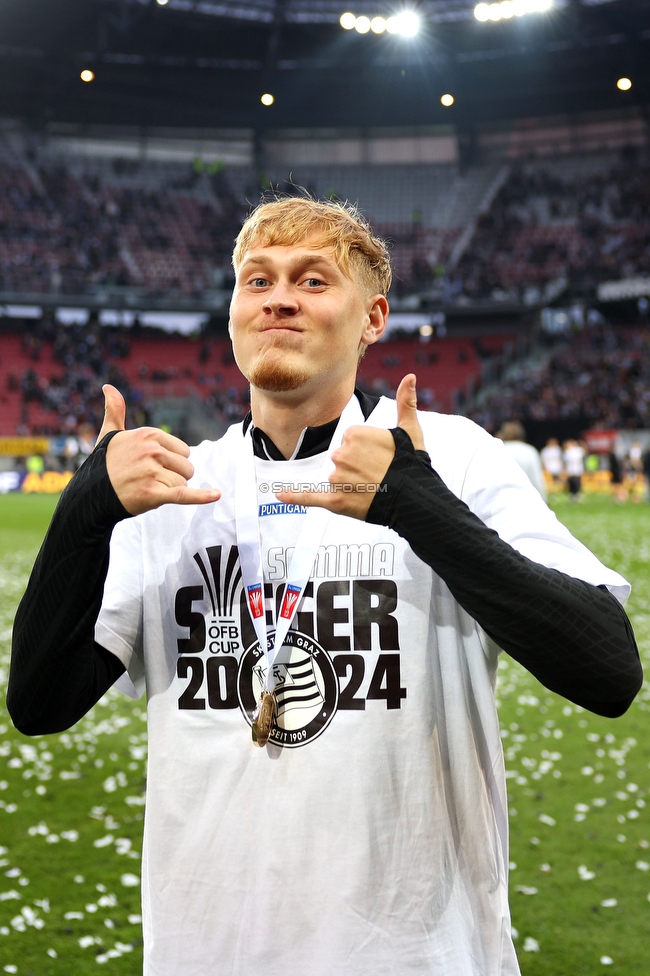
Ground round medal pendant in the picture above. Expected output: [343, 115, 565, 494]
[252, 691, 276, 747]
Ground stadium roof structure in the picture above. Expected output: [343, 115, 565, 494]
[0, 0, 648, 133]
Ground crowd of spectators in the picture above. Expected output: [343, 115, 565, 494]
[0, 157, 247, 297]
[457, 158, 650, 299]
[1, 145, 649, 302]
[457, 154, 650, 303]
[11, 318, 146, 436]
[8, 318, 252, 437]
[469, 323, 650, 434]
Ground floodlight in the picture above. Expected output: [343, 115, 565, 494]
[260, 93, 275, 106]
[395, 11, 420, 35]
[419, 324, 434, 336]
[474, 3, 490, 19]
[340, 11, 356, 29]
[355, 15, 371, 32]
[440, 93, 454, 107]
[80, 69, 95, 83]
[156, 0, 169, 5]
[617, 77, 632, 91]
[371, 16, 387, 32]
[488, 3, 502, 20]
[386, 15, 399, 33]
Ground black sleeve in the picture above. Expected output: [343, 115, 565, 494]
[366, 429, 642, 718]
[8, 432, 130, 736]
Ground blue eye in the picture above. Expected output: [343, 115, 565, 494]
[252, 278, 268, 287]
[306, 278, 323, 287]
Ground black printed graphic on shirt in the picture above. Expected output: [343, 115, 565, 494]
[173, 544, 407, 746]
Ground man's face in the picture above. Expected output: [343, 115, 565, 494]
[228, 239, 387, 398]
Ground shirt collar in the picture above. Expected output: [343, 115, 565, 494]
[242, 389, 380, 460]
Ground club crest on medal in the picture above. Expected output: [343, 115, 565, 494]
[238, 630, 338, 748]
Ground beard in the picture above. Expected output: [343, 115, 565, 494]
[248, 348, 310, 393]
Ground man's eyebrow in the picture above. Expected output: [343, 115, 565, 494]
[239, 251, 341, 273]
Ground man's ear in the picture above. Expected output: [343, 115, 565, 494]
[361, 294, 389, 349]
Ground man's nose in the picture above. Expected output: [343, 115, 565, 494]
[262, 282, 299, 315]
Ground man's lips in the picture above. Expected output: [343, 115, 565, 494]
[257, 324, 303, 334]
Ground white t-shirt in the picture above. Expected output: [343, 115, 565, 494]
[564, 445, 585, 477]
[540, 444, 563, 477]
[96, 398, 628, 976]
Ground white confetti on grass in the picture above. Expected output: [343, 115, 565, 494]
[578, 865, 596, 880]
[538, 814, 556, 827]
[523, 937, 540, 952]
[601, 899, 618, 907]
[515, 886, 538, 895]
[601, 957, 614, 965]
[635, 860, 650, 871]
[93, 834, 114, 849]
[120, 873, 140, 887]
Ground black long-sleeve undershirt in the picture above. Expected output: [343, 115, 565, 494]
[8, 432, 129, 735]
[366, 429, 641, 718]
[8, 423, 641, 735]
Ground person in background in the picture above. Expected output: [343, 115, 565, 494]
[642, 443, 650, 503]
[608, 449, 625, 503]
[627, 440, 644, 503]
[563, 438, 585, 501]
[540, 436, 563, 493]
[496, 420, 547, 500]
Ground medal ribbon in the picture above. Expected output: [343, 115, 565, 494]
[235, 394, 368, 692]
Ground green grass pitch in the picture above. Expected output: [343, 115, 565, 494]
[0, 492, 649, 974]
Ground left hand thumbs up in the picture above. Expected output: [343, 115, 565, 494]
[395, 374, 425, 451]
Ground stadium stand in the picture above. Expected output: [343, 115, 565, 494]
[468, 323, 650, 438]
[0, 129, 507, 298]
[0, 318, 515, 436]
[1, 132, 648, 304]
[1, 130, 649, 442]
[456, 151, 650, 303]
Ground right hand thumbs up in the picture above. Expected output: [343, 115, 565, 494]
[96, 384, 221, 515]
[97, 384, 127, 444]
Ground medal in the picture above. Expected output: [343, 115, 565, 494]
[234, 393, 388, 749]
[251, 691, 276, 747]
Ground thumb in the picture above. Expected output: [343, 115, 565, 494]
[97, 384, 127, 442]
[396, 374, 425, 452]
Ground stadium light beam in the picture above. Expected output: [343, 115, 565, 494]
[260, 93, 275, 106]
[617, 77, 632, 91]
[371, 16, 387, 33]
[440, 93, 454, 107]
[80, 69, 95, 83]
[340, 11, 356, 29]
[355, 15, 371, 32]
[156, 0, 169, 5]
